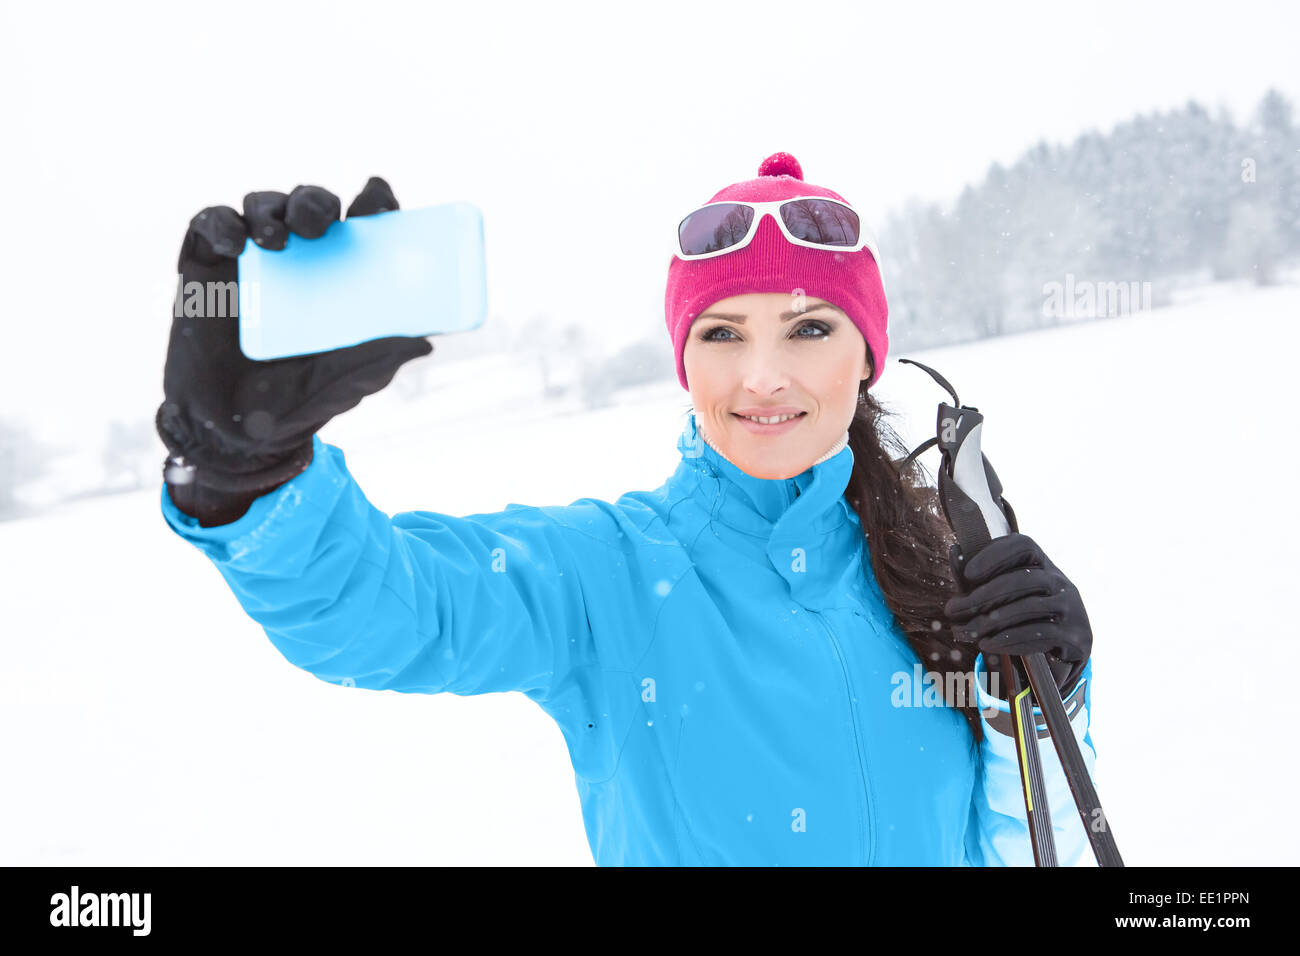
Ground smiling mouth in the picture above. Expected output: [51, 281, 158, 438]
[732, 411, 807, 425]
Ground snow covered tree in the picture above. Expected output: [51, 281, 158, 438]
[0, 419, 54, 519]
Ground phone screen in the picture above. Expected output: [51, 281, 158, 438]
[237, 201, 486, 360]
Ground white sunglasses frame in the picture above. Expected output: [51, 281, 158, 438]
[672, 196, 884, 281]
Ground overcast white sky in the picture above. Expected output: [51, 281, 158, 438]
[1, 0, 1296, 442]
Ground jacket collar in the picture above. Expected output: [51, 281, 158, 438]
[674, 410, 856, 542]
[667, 411, 880, 611]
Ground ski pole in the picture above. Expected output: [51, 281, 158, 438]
[896, 358, 1123, 867]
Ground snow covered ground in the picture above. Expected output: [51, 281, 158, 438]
[2, 279, 1297, 866]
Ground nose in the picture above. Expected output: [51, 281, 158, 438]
[740, 338, 790, 395]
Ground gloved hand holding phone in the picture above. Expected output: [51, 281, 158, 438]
[156, 176, 433, 527]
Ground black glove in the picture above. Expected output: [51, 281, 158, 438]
[944, 533, 1092, 699]
[156, 176, 433, 526]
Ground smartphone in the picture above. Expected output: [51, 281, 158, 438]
[236, 200, 486, 360]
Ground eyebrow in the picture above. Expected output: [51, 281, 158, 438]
[697, 303, 845, 323]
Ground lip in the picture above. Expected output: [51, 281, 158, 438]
[731, 409, 807, 436]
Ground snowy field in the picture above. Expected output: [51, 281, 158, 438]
[2, 279, 1297, 866]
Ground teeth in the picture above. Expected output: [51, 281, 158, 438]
[740, 413, 801, 424]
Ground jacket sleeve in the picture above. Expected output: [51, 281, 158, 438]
[159, 433, 596, 702]
[962, 654, 1100, 866]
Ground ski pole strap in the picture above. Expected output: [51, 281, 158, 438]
[983, 672, 1088, 739]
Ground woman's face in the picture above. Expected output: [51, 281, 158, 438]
[683, 292, 872, 480]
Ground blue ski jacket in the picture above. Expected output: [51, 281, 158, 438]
[160, 410, 1098, 866]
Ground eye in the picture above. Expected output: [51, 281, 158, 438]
[699, 320, 831, 343]
[700, 325, 738, 342]
[794, 320, 831, 338]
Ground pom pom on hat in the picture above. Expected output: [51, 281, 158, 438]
[756, 152, 803, 179]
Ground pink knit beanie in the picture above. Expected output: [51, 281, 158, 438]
[664, 152, 888, 392]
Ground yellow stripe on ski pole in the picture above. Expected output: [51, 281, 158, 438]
[1015, 685, 1034, 811]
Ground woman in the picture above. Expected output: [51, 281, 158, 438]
[157, 154, 1098, 866]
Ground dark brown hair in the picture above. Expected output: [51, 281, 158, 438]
[846, 378, 983, 744]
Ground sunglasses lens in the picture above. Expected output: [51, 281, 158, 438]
[678, 203, 755, 256]
[780, 199, 860, 246]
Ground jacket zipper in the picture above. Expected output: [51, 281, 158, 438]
[812, 609, 876, 866]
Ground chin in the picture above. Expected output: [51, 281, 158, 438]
[736, 456, 802, 481]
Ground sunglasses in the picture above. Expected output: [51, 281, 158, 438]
[674, 196, 883, 275]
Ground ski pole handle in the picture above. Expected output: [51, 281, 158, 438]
[932, 400, 1015, 553]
